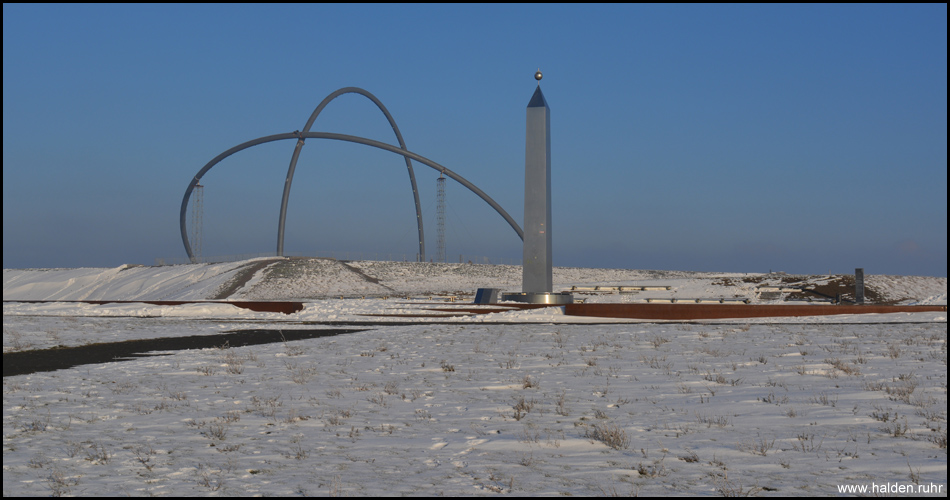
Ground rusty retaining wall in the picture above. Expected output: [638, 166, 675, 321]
[563, 303, 946, 321]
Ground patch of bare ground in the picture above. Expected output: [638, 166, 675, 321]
[337, 261, 392, 290]
[210, 259, 283, 299]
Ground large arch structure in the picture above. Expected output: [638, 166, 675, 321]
[277, 87, 424, 259]
[180, 131, 524, 264]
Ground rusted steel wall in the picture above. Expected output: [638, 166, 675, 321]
[563, 303, 947, 320]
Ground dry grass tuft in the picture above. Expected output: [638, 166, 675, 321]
[736, 435, 775, 456]
[714, 472, 762, 497]
[584, 421, 630, 450]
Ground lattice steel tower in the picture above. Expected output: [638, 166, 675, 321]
[190, 183, 203, 263]
[436, 172, 446, 263]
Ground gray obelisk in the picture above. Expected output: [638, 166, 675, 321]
[523, 72, 553, 294]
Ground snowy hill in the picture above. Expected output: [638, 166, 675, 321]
[4, 257, 946, 305]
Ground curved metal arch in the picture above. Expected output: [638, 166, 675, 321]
[180, 132, 523, 263]
[277, 87, 424, 260]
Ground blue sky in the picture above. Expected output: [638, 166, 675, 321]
[3, 4, 947, 276]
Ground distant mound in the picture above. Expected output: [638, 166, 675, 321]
[4, 257, 946, 305]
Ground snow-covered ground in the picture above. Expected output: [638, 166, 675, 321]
[3, 259, 946, 496]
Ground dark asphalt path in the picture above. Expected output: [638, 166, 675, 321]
[3, 328, 366, 377]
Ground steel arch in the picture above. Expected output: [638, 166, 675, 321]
[277, 88, 424, 260]
[180, 131, 523, 264]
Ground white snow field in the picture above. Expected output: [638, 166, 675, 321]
[3, 258, 947, 496]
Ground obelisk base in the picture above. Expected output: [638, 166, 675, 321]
[502, 291, 574, 304]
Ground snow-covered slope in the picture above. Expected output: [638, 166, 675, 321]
[3, 260, 256, 301]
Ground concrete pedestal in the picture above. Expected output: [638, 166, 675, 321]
[502, 291, 574, 304]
